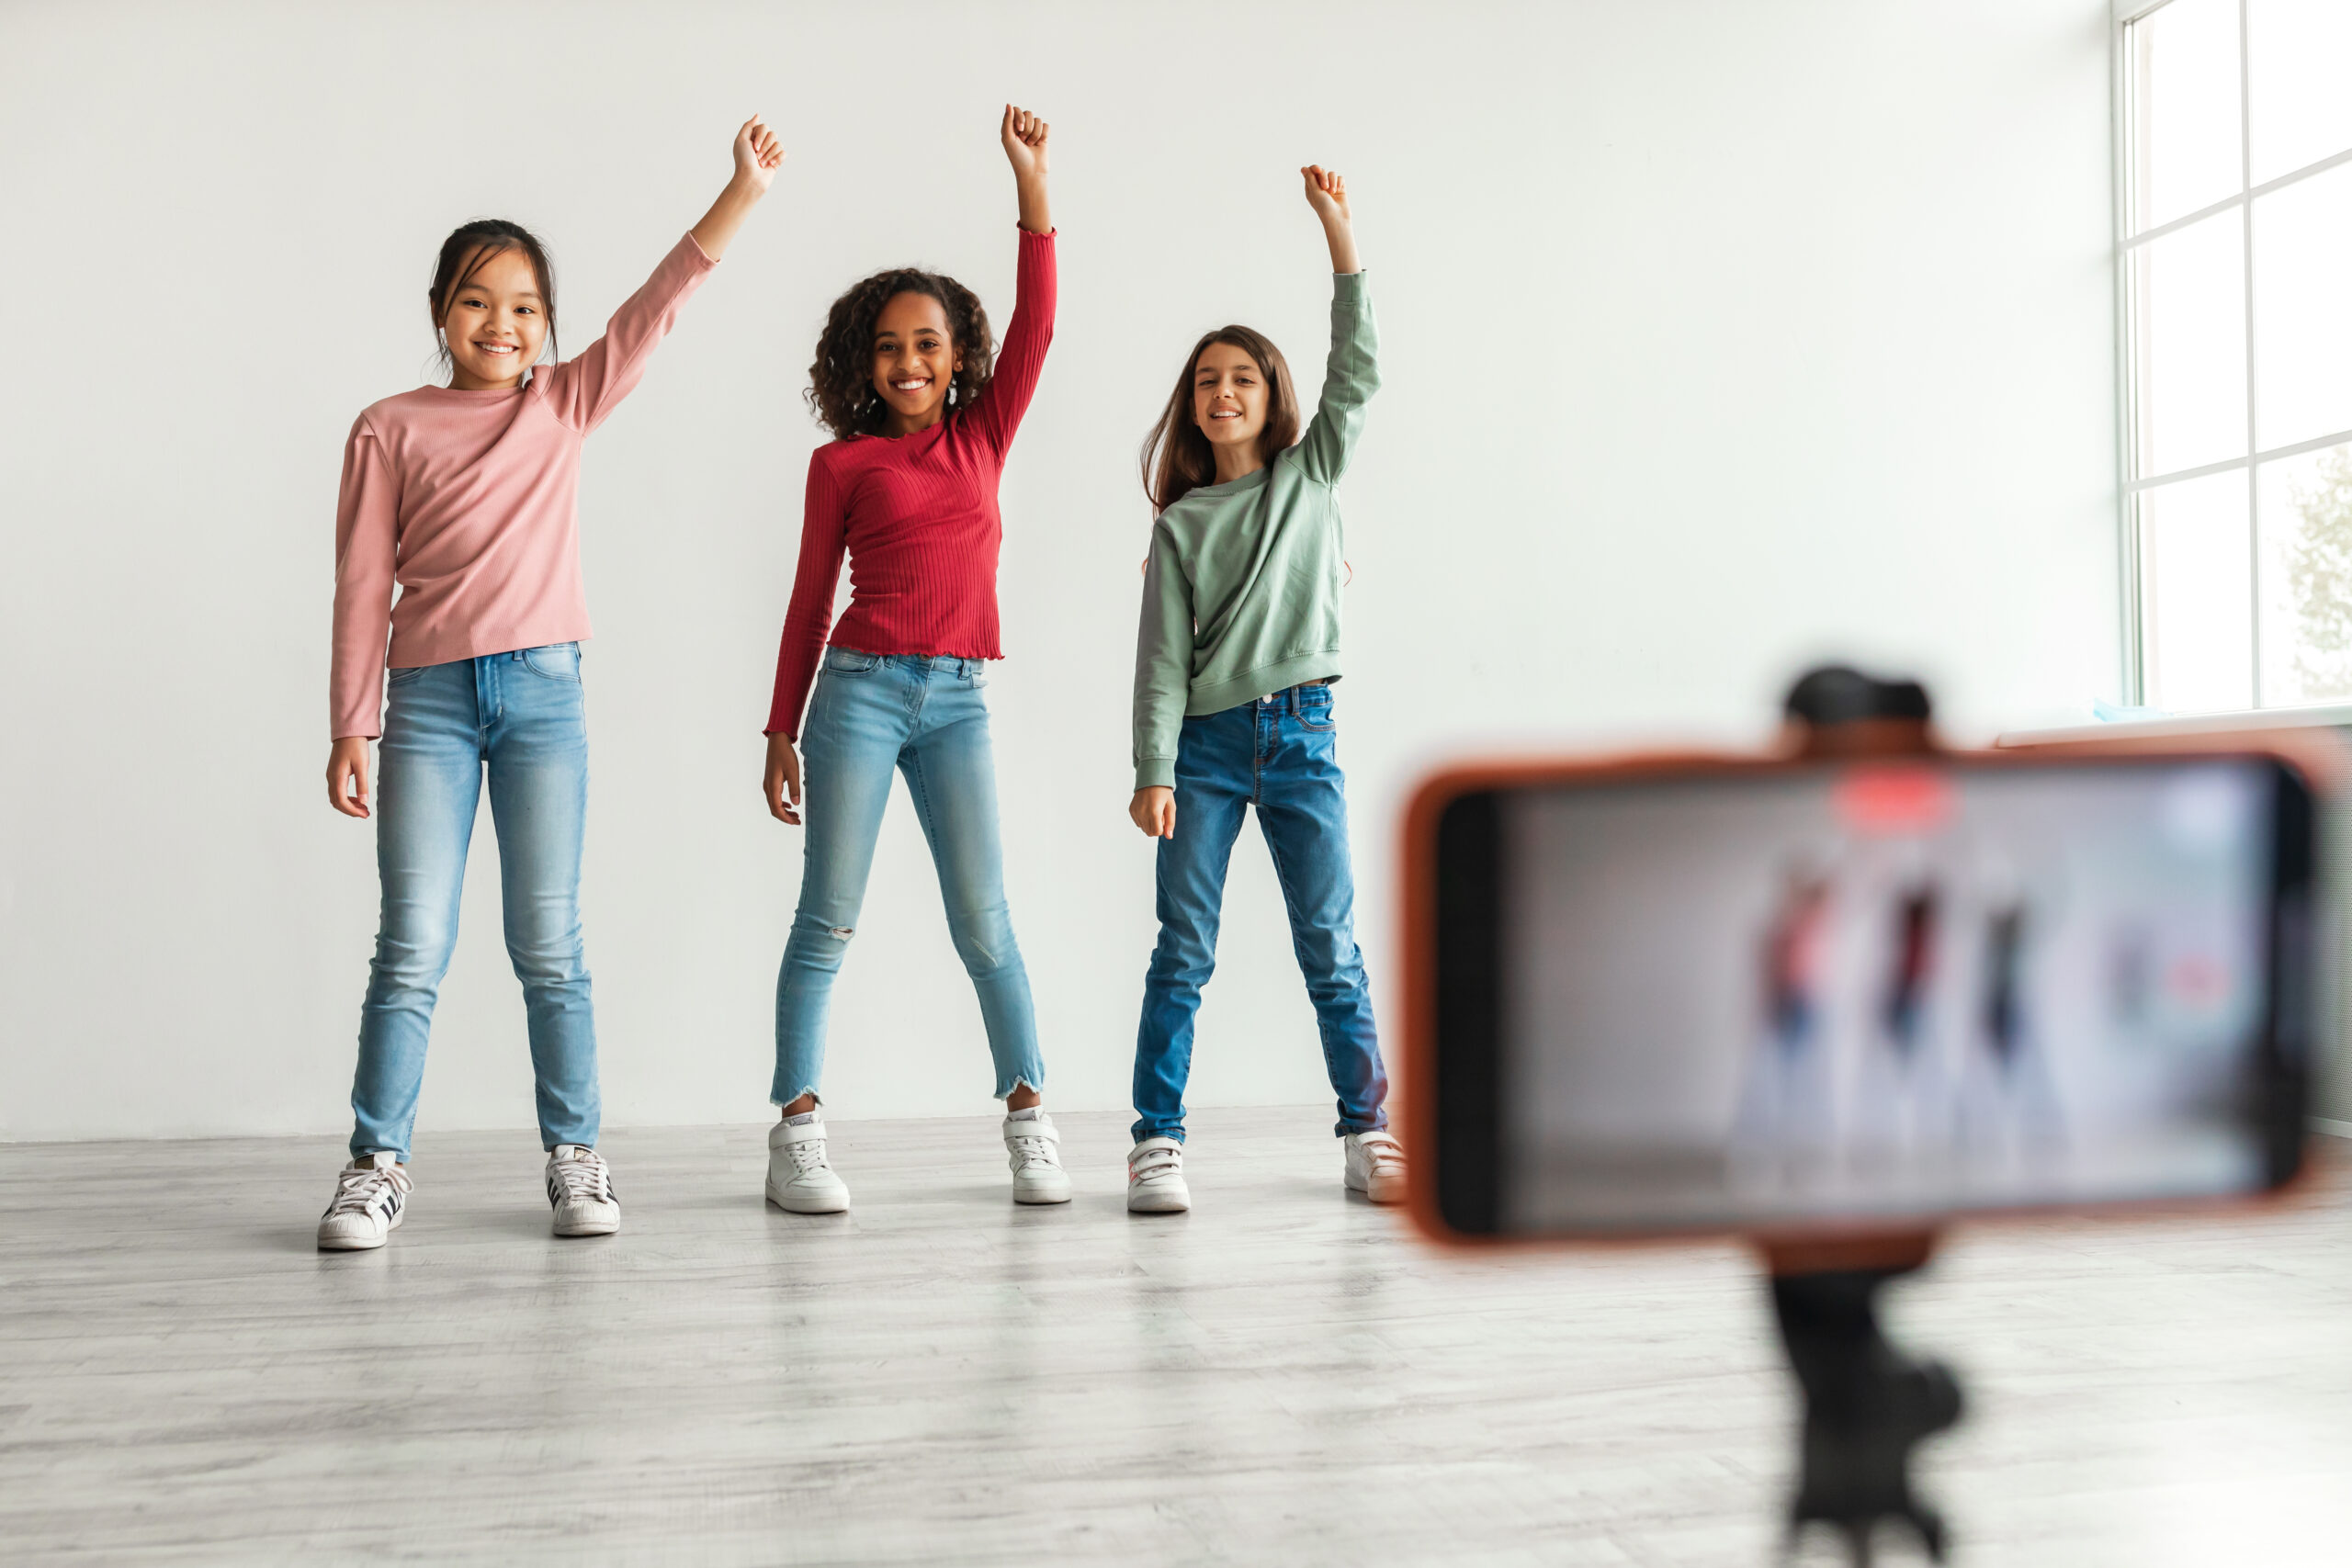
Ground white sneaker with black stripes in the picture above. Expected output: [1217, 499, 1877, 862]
[316, 1151, 411, 1251]
[547, 1145, 621, 1237]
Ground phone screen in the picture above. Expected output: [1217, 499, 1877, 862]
[1432, 756, 2312, 1236]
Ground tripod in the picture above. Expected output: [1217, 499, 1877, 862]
[1770, 1261, 1963, 1564]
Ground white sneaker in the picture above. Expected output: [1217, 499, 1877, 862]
[1003, 1111, 1071, 1204]
[546, 1145, 621, 1237]
[1126, 1136, 1190, 1213]
[317, 1151, 411, 1251]
[766, 1116, 851, 1213]
[1343, 1130, 1408, 1204]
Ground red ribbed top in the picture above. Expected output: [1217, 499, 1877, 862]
[765, 228, 1057, 738]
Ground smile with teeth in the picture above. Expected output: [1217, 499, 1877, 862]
[475, 342, 517, 355]
[893, 378, 932, 392]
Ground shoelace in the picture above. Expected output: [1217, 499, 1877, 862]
[327, 1162, 409, 1215]
[785, 1139, 832, 1176]
[1130, 1147, 1182, 1183]
[1007, 1134, 1059, 1169]
[549, 1151, 611, 1204]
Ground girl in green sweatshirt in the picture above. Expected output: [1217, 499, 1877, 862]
[1122, 165, 1406, 1215]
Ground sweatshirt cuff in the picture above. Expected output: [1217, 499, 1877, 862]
[1332, 268, 1367, 299]
[681, 231, 719, 268]
[1135, 759, 1176, 791]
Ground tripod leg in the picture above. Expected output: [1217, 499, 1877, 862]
[1770, 1266, 1962, 1562]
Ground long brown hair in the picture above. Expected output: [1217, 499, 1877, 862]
[806, 269, 996, 441]
[1140, 326, 1300, 513]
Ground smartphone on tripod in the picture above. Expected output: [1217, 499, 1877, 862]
[1399, 745, 2323, 1244]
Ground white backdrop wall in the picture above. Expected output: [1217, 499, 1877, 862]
[0, 0, 2120, 1141]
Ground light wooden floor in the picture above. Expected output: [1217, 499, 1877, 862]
[1, 1109, 2345, 1566]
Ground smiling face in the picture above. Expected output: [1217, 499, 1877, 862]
[871, 290, 964, 434]
[433, 246, 548, 390]
[1192, 341, 1270, 457]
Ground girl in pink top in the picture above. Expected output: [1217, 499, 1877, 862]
[314, 117, 785, 1253]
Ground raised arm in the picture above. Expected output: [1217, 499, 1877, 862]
[1005, 104, 1051, 237]
[1290, 165, 1380, 486]
[690, 115, 786, 261]
[542, 115, 784, 433]
[965, 107, 1057, 453]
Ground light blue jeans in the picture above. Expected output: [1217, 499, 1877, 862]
[773, 648, 1044, 1105]
[349, 643, 597, 1160]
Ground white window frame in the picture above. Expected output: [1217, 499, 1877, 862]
[2115, 0, 2352, 711]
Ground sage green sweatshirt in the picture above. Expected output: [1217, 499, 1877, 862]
[1131, 271, 1379, 790]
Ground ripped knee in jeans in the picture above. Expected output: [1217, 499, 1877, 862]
[827, 926, 854, 941]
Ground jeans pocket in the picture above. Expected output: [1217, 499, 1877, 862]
[1295, 689, 1335, 731]
[521, 644, 582, 682]
[387, 665, 432, 687]
[825, 647, 881, 676]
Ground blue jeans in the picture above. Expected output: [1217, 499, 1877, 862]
[773, 648, 1045, 1104]
[349, 644, 597, 1160]
[1133, 683, 1388, 1143]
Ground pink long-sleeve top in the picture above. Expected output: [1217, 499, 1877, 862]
[329, 233, 718, 739]
[764, 228, 1057, 738]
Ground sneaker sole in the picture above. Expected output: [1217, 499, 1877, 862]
[765, 1180, 850, 1214]
[553, 1213, 621, 1237]
[1345, 1178, 1407, 1206]
[1012, 1179, 1072, 1205]
[1127, 1190, 1190, 1213]
[316, 1230, 390, 1251]
[317, 1206, 402, 1251]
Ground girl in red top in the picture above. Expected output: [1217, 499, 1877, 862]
[758, 107, 1062, 1215]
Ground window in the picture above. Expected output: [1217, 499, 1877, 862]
[2120, 0, 2352, 711]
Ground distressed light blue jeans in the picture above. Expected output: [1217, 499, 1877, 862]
[772, 648, 1045, 1105]
[350, 643, 597, 1160]
[1133, 682, 1388, 1144]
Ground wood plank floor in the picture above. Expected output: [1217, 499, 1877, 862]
[1, 1109, 2345, 1565]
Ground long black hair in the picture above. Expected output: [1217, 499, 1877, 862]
[427, 219, 559, 374]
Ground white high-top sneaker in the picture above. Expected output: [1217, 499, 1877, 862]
[1342, 1131, 1408, 1204]
[1126, 1136, 1190, 1213]
[316, 1151, 412, 1251]
[766, 1116, 851, 1213]
[1002, 1110, 1071, 1204]
[546, 1145, 621, 1237]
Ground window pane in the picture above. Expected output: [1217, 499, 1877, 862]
[2253, 160, 2352, 448]
[2258, 443, 2352, 704]
[2249, 0, 2352, 184]
[2133, 208, 2248, 477]
[2143, 471, 2254, 712]
[2130, 0, 2244, 233]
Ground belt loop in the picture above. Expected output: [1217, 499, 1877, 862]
[1286, 685, 1300, 718]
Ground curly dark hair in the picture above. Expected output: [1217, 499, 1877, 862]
[806, 268, 996, 440]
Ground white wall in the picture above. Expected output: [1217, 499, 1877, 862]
[0, 0, 2121, 1141]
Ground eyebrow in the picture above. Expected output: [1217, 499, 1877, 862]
[452, 287, 544, 301]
